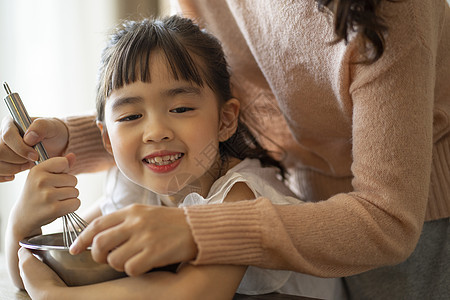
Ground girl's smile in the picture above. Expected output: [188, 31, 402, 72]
[142, 151, 184, 173]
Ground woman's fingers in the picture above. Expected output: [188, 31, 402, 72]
[123, 248, 154, 276]
[24, 118, 69, 157]
[0, 117, 70, 178]
[1, 116, 37, 160]
[91, 226, 130, 265]
[0, 161, 33, 178]
[0, 117, 37, 179]
[0, 116, 70, 179]
[71, 205, 198, 277]
[0, 142, 33, 165]
[69, 214, 124, 255]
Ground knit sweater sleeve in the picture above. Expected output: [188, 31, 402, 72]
[183, 0, 445, 278]
[62, 113, 115, 174]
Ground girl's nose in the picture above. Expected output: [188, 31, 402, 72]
[142, 118, 174, 143]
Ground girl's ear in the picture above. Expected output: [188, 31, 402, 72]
[96, 121, 113, 155]
[218, 98, 240, 142]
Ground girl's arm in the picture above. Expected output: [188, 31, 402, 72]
[5, 154, 80, 289]
[70, 180, 256, 276]
[19, 247, 246, 300]
[5, 213, 41, 289]
[20, 182, 255, 300]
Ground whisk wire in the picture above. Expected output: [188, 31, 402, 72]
[62, 212, 89, 248]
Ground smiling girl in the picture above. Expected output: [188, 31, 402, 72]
[7, 15, 344, 299]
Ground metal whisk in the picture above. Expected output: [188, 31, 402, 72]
[3, 82, 88, 248]
[62, 211, 88, 248]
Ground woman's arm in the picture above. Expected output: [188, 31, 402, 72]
[185, 34, 437, 280]
[62, 115, 114, 174]
[71, 173, 257, 274]
[176, 0, 444, 278]
[20, 182, 255, 299]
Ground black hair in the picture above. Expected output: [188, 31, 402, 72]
[317, 0, 397, 63]
[96, 15, 286, 178]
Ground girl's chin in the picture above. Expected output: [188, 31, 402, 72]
[136, 182, 181, 196]
[133, 172, 204, 198]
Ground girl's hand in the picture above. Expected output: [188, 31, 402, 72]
[10, 153, 80, 240]
[70, 204, 198, 276]
[0, 116, 69, 182]
[18, 247, 66, 300]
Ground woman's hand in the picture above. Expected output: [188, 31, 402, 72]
[10, 153, 80, 239]
[0, 116, 69, 182]
[70, 204, 198, 276]
[18, 247, 67, 300]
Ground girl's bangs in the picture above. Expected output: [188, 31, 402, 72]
[107, 24, 205, 95]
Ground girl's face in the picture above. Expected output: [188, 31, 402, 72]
[99, 52, 238, 201]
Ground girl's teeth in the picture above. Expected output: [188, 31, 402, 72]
[145, 153, 182, 165]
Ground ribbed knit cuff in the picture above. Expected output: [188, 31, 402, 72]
[184, 198, 267, 266]
[62, 114, 114, 174]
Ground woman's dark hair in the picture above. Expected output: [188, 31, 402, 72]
[96, 15, 286, 178]
[317, 0, 395, 63]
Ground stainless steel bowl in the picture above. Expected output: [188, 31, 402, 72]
[19, 233, 127, 286]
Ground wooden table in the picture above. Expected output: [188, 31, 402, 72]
[0, 253, 313, 300]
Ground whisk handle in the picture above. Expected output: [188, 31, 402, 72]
[3, 82, 49, 164]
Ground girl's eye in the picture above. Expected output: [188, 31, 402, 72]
[118, 114, 142, 122]
[170, 107, 194, 113]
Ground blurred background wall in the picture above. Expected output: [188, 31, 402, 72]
[0, 0, 176, 252]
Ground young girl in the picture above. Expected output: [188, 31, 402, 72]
[7, 15, 344, 299]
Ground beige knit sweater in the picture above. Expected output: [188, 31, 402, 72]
[64, 0, 450, 277]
